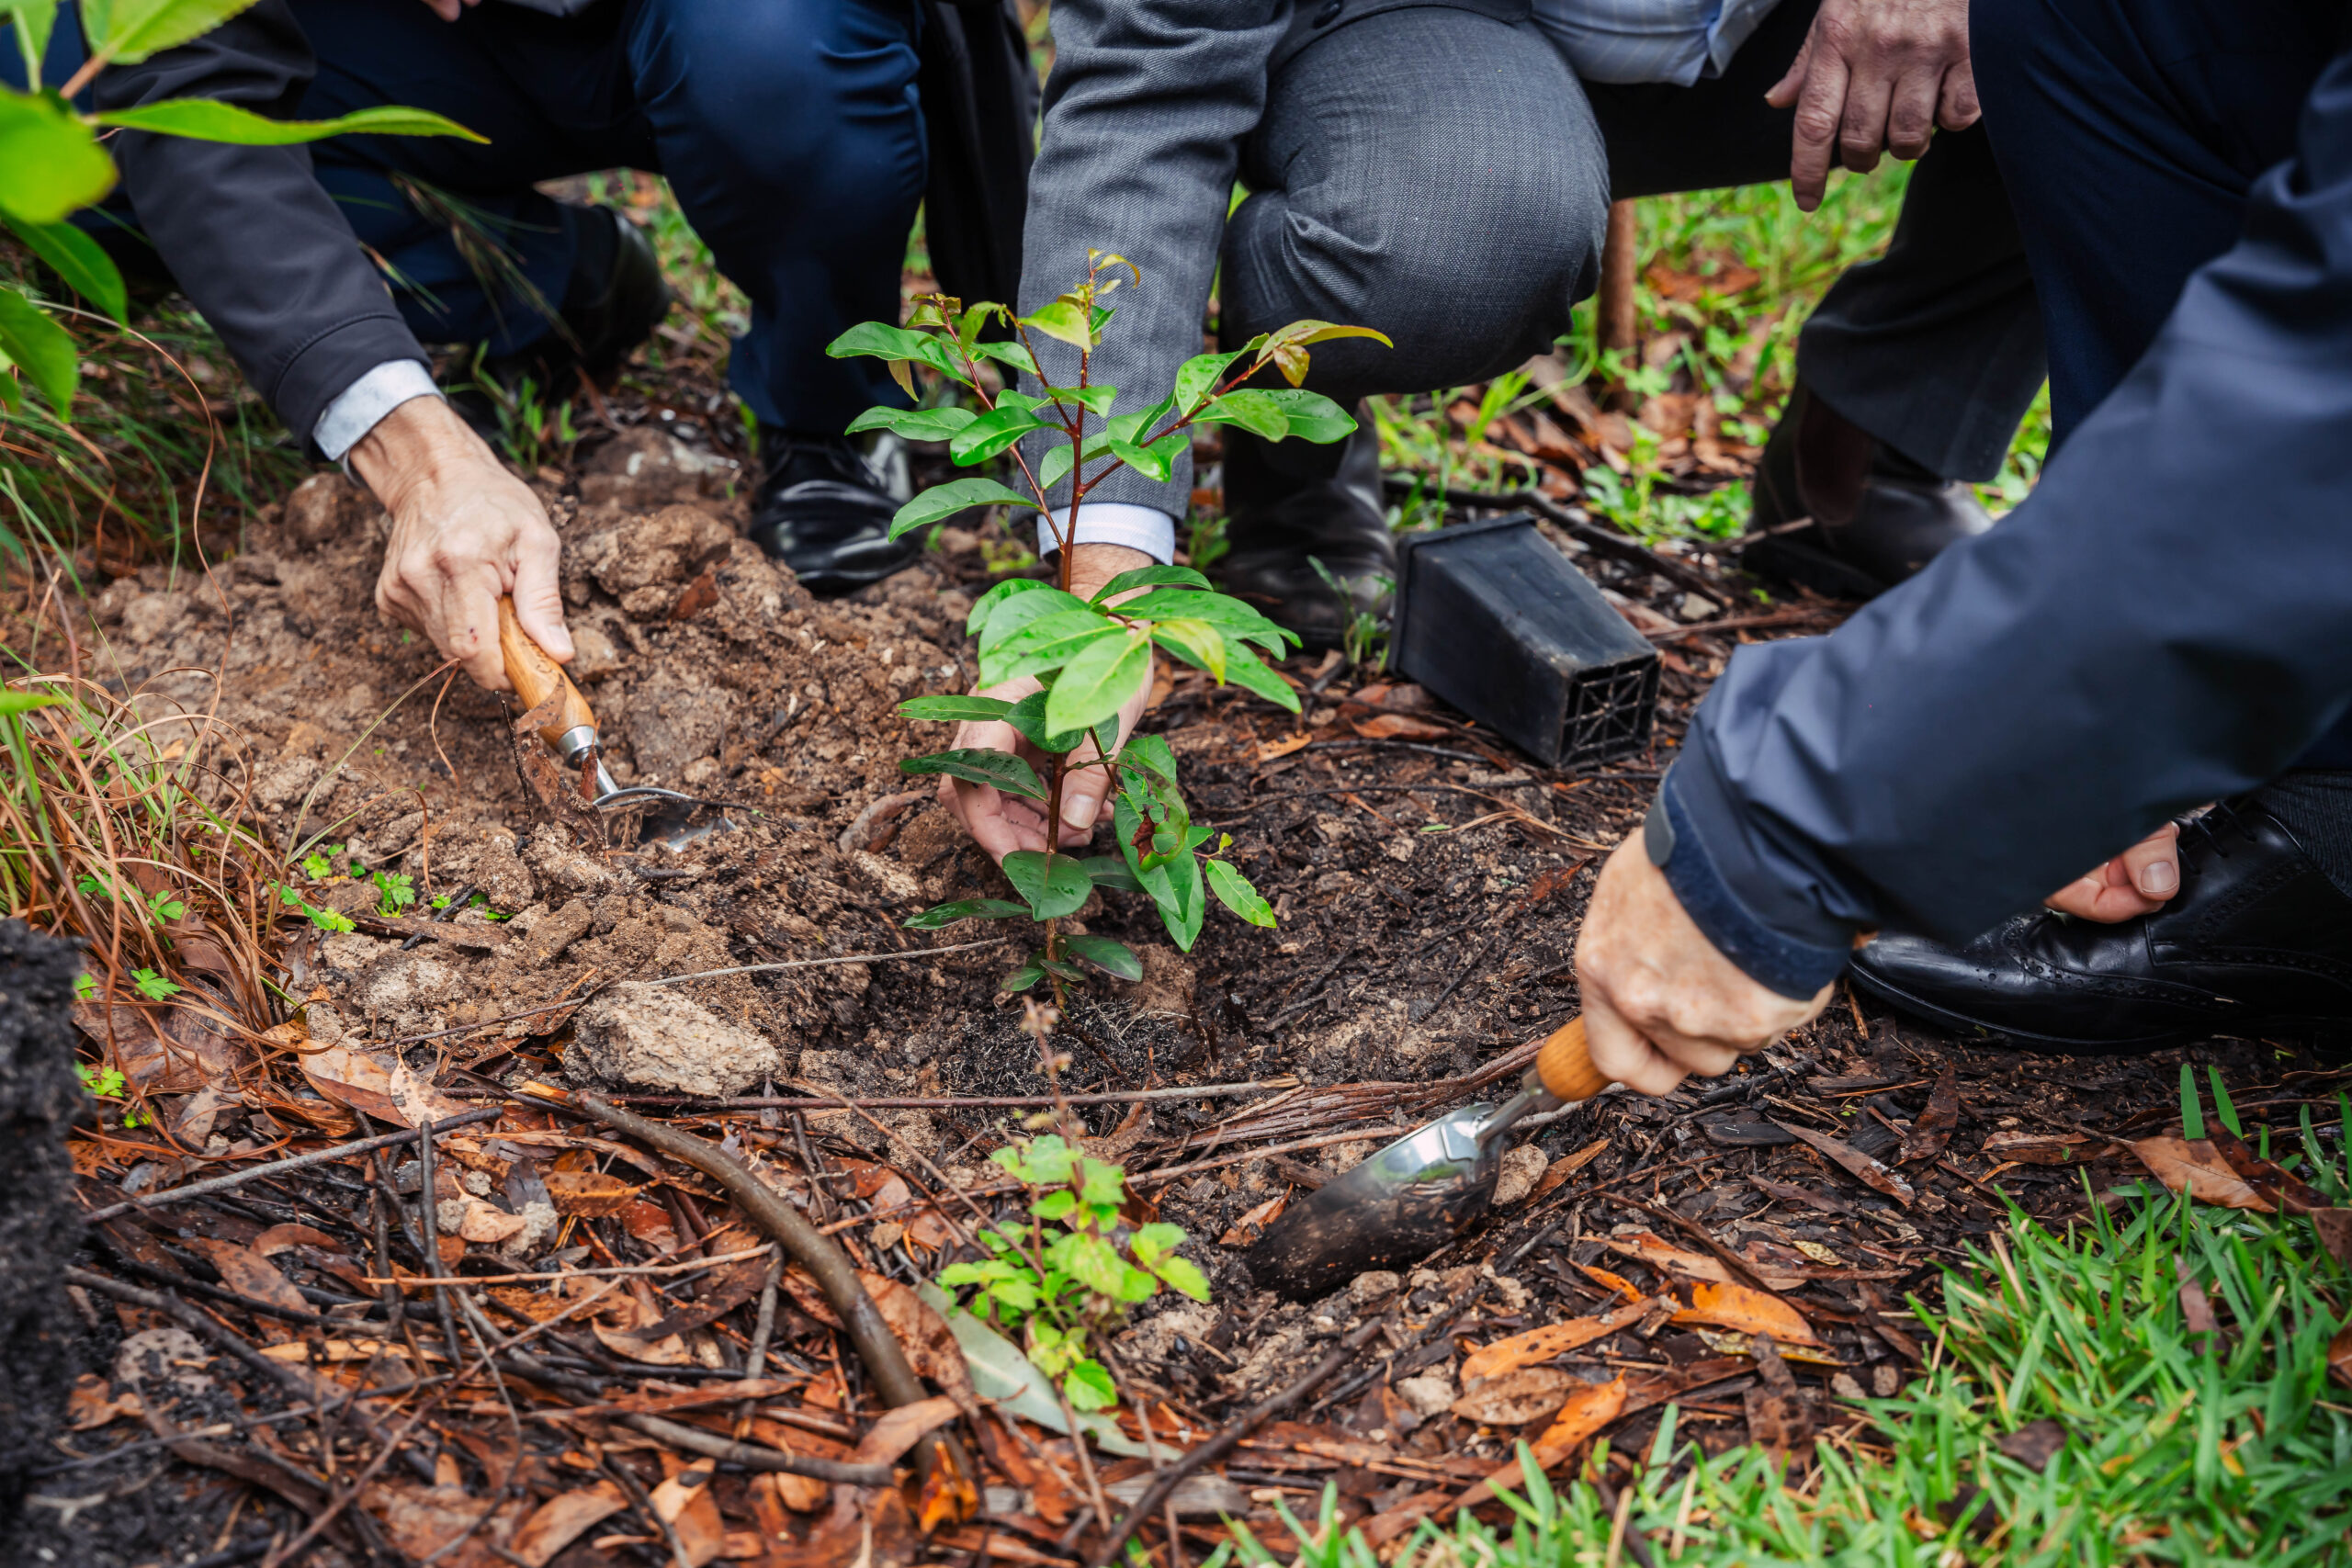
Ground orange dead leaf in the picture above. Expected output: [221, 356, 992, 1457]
[1577, 1262, 1645, 1302]
[184, 1237, 307, 1316]
[65, 1372, 141, 1429]
[1352, 713, 1453, 742]
[1255, 733, 1312, 762]
[1461, 1296, 1654, 1382]
[1221, 1192, 1289, 1247]
[545, 1168, 647, 1217]
[510, 1483, 629, 1567]
[1452, 1375, 1629, 1512]
[1670, 1280, 1820, 1347]
[854, 1395, 962, 1466]
[2129, 1136, 2272, 1212]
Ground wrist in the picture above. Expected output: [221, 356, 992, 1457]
[1068, 542, 1153, 599]
[348, 395, 499, 515]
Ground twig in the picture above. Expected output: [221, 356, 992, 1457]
[66, 1267, 349, 1412]
[80, 1106, 503, 1224]
[1624, 1199, 1783, 1296]
[1090, 1319, 1385, 1568]
[605, 1078, 1301, 1111]
[643, 935, 1010, 987]
[627, 1413, 898, 1486]
[1383, 478, 1729, 605]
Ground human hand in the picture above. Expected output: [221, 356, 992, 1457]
[416, 0, 480, 20]
[349, 395, 571, 691]
[1765, 0, 1977, 211]
[939, 542, 1155, 863]
[2043, 820, 2181, 922]
[1573, 828, 1835, 1095]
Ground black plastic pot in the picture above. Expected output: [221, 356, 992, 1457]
[1390, 513, 1659, 770]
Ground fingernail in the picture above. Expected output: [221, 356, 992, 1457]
[1062, 794, 1096, 830]
[2140, 860, 2178, 897]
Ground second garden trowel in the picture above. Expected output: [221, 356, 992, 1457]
[1242, 1016, 1611, 1298]
[497, 596, 747, 852]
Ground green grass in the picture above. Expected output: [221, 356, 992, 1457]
[1215, 1172, 2352, 1566]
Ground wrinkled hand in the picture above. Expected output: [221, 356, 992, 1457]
[941, 541, 1155, 863]
[350, 395, 571, 691]
[1766, 0, 1977, 210]
[1574, 829, 1835, 1095]
[2043, 820, 2181, 922]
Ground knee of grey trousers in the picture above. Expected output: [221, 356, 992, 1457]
[1220, 7, 1609, 406]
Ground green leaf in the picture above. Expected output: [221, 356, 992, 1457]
[980, 611, 1123, 688]
[846, 403, 978, 442]
[971, 338, 1036, 377]
[1080, 855, 1143, 893]
[1033, 1189, 1078, 1221]
[827, 320, 964, 378]
[1149, 618, 1227, 684]
[1043, 624, 1151, 734]
[1173, 349, 1248, 413]
[1205, 860, 1277, 927]
[1192, 389, 1299, 441]
[1038, 956, 1088, 984]
[1062, 934, 1141, 980]
[1040, 383, 1117, 418]
[92, 97, 485, 143]
[1001, 691, 1091, 754]
[1250, 388, 1358, 444]
[1036, 444, 1074, 495]
[898, 747, 1046, 802]
[1092, 565, 1211, 602]
[0, 283, 76, 413]
[967, 576, 1056, 637]
[1063, 1359, 1118, 1412]
[1116, 793, 1205, 951]
[1062, 1234, 1134, 1298]
[3, 215, 125, 323]
[903, 897, 1029, 930]
[898, 694, 1015, 724]
[888, 477, 1036, 540]
[1001, 852, 1092, 920]
[1222, 645, 1305, 713]
[0, 86, 114, 223]
[999, 962, 1045, 994]
[80, 0, 254, 62]
[1078, 1158, 1125, 1208]
[947, 400, 1046, 466]
[1102, 395, 1176, 446]
[1150, 1255, 1213, 1303]
[5, 1, 56, 85]
[977, 586, 1091, 652]
[1118, 731, 1180, 786]
[1021, 299, 1094, 349]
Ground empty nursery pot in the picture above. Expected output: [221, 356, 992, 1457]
[1390, 513, 1659, 770]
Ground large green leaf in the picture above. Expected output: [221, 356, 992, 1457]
[976, 585, 1090, 650]
[946, 400, 1046, 466]
[92, 97, 485, 144]
[846, 403, 977, 442]
[0, 87, 114, 223]
[1149, 618, 1226, 684]
[1192, 389, 1295, 441]
[2, 214, 124, 322]
[1221, 645, 1305, 714]
[0, 282, 76, 412]
[888, 477, 1036, 539]
[1172, 349, 1247, 413]
[1106, 427, 1189, 482]
[971, 338, 1035, 377]
[903, 897, 1029, 930]
[1001, 851, 1092, 919]
[827, 320, 962, 375]
[897, 747, 1046, 801]
[6, 2, 57, 86]
[1021, 299, 1092, 349]
[1205, 860, 1277, 927]
[897, 694, 1014, 724]
[980, 608, 1122, 686]
[81, 0, 257, 63]
[1080, 855, 1144, 893]
[1104, 588, 1290, 652]
[1101, 395, 1175, 446]
[1044, 624, 1151, 735]
[1091, 565, 1210, 602]
[1000, 690, 1088, 754]
[1249, 388, 1357, 444]
[1061, 934, 1142, 981]
[1039, 383, 1116, 418]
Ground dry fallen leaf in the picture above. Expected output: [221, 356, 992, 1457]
[1221, 1191, 1289, 1247]
[185, 1236, 308, 1316]
[1671, 1280, 1821, 1347]
[1577, 1262, 1645, 1302]
[650, 1463, 728, 1567]
[1603, 1232, 1806, 1292]
[1903, 1068, 1961, 1164]
[1792, 1239, 1845, 1267]
[854, 1394, 962, 1466]
[1981, 1130, 2117, 1166]
[1352, 712, 1453, 741]
[250, 1223, 339, 1258]
[1255, 733, 1312, 762]
[1743, 1338, 1813, 1461]
[1452, 1367, 1576, 1426]
[1452, 1375, 1629, 1513]
[1773, 1120, 1916, 1206]
[1460, 1297, 1654, 1382]
[859, 1269, 980, 1420]
[594, 1323, 691, 1365]
[510, 1483, 629, 1567]
[1685, 1326, 1846, 1368]
[64, 1372, 141, 1429]
[544, 1169, 646, 1217]
[2129, 1136, 2271, 1211]
[1531, 1137, 1611, 1201]
[2329, 1323, 2352, 1393]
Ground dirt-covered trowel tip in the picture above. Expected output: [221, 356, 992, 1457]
[570, 982, 781, 1097]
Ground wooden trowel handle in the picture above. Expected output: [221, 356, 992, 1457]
[1533, 1015, 1611, 1103]
[497, 595, 596, 752]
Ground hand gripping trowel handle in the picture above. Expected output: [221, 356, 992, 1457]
[497, 595, 618, 797]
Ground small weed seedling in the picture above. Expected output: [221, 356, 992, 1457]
[933, 1134, 1207, 1411]
[831, 253, 1385, 991]
[372, 870, 418, 916]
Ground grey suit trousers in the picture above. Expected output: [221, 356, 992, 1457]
[1223, 0, 2044, 483]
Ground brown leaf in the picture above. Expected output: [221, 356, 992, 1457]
[594, 1323, 691, 1365]
[1670, 1280, 1820, 1347]
[650, 1463, 728, 1567]
[670, 566, 719, 622]
[1352, 713, 1453, 741]
[74, 999, 243, 1094]
[510, 1482, 628, 1567]
[859, 1270, 979, 1419]
[250, 1223, 339, 1258]
[753, 1465, 827, 1519]
[1996, 1419, 2069, 1473]
[2312, 1208, 2352, 1267]
[1220, 1191, 1289, 1247]
[639, 1255, 771, 1340]
[1530, 1137, 1610, 1201]
[1981, 1130, 2117, 1166]
[1773, 1120, 1916, 1206]
[2329, 1323, 2352, 1392]
[2210, 1128, 2335, 1213]
[65, 1372, 141, 1429]
[1451, 1375, 1627, 1513]
[362, 1480, 527, 1566]
[185, 1237, 307, 1316]
[1461, 1297, 1655, 1382]
[2129, 1136, 2272, 1211]
[1256, 733, 1312, 762]
[853, 1394, 961, 1466]
[299, 1044, 406, 1126]
[544, 1169, 646, 1217]
[778, 1266, 846, 1329]
[1903, 1069, 1960, 1165]
[1602, 1232, 1807, 1292]
[1742, 1337, 1813, 1461]
[2176, 1257, 2220, 1337]
[1452, 1368, 1575, 1426]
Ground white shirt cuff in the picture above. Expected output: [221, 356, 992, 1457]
[314, 359, 443, 462]
[1034, 502, 1177, 564]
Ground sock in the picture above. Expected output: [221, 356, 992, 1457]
[2253, 769, 2352, 898]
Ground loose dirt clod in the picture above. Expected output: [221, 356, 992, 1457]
[570, 981, 783, 1096]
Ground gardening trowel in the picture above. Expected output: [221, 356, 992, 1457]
[1242, 1015, 1611, 1297]
[497, 596, 743, 852]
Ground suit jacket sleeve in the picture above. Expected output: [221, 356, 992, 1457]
[1014, 0, 1289, 521]
[94, 1, 429, 452]
[1656, 46, 2352, 998]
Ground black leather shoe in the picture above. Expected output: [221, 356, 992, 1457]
[485, 204, 671, 389]
[1740, 383, 1993, 599]
[1214, 415, 1394, 651]
[1849, 800, 2352, 1050]
[747, 431, 918, 594]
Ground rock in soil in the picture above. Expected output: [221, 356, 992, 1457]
[571, 982, 783, 1097]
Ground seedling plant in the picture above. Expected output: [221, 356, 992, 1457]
[934, 1134, 1208, 1412]
[830, 252, 1388, 991]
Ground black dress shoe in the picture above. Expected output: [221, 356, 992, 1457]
[1741, 383, 1993, 599]
[1849, 800, 2352, 1050]
[1214, 415, 1394, 650]
[747, 430, 918, 594]
[485, 204, 671, 389]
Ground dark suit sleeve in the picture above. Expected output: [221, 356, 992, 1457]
[1015, 0, 1288, 519]
[94, 2, 427, 450]
[1655, 49, 2352, 998]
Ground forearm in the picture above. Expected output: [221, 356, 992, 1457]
[1668, 91, 2352, 977]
